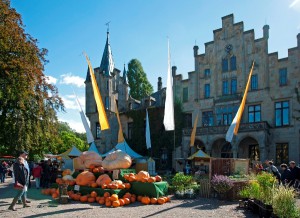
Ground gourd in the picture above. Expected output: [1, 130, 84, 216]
[136, 171, 150, 182]
[79, 151, 103, 168]
[75, 171, 96, 186]
[96, 174, 112, 186]
[102, 150, 132, 170]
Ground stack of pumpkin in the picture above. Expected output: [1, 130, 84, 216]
[124, 170, 162, 183]
[41, 187, 60, 199]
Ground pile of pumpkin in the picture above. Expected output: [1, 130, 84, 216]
[68, 190, 170, 207]
[41, 187, 60, 199]
[124, 170, 162, 183]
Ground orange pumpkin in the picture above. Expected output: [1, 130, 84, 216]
[92, 168, 99, 173]
[141, 196, 151, 205]
[165, 196, 171, 202]
[119, 184, 125, 189]
[52, 193, 58, 199]
[103, 192, 110, 198]
[96, 196, 101, 202]
[111, 194, 118, 201]
[75, 171, 96, 186]
[155, 175, 162, 182]
[124, 183, 131, 189]
[119, 198, 125, 206]
[73, 194, 81, 201]
[62, 169, 72, 177]
[124, 174, 129, 181]
[123, 198, 130, 205]
[68, 180, 76, 186]
[80, 195, 88, 202]
[96, 174, 112, 186]
[112, 200, 120, 207]
[50, 188, 57, 194]
[110, 184, 118, 189]
[98, 197, 105, 205]
[102, 150, 132, 170]
[101, 184, 107, 189]
[88, 197, 96, 203]
[56, 178, 63, 184]
[128, 175, 136, 182]
[91, 182, 98, 188]
[157, 197, 165, 205]
[150, 198, 157, 204]
[105, 200, 111, 207]
[137, 195, 143, 202]
[136, 171, 150, 182]
[123, 192, 131, 199]
[90, 191, 97, 198]
[130, 196, 136, 203]
[147, 177, 156, 183]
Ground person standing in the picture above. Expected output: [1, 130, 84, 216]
[289, 161, 300, 189]
[266, 161, 281, 184]
[17, 151, 31, 204]
[0, 161, 7, 183]
[8, 157, 30, 211]
[280, 163, 292, 186]
[32, 163, 42, 189]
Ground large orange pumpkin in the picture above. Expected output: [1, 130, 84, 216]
[96, 174, 112, 186]
[75, 171, 96, 186]
[52, 193, 58, 199]
[141, 196, 150, 205]
[147, 177, 156, 183]
[136, 171, 150, 182]
[91, 182, 98, 188]
[88, 197, 96, 203]
[62, 169, 72, 177]
[79, 151, 103, 168]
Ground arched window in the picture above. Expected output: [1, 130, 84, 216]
[230, 56, 237, 71]
[221, 142, 233, 158]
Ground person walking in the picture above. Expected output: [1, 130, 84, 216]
[8, 157, 30, 211]
[17, 151, 31, 204]
[0, 161, 7, 183]
[32, 163, 42, 189]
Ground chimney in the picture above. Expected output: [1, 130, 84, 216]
[157, 77, 162, 91]
[172, 66, 177, 77]
[193, 45, 199, 57]
[263, 25, 270, 39]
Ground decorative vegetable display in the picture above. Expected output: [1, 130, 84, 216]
[136, 171, 150, 182]
[75, 171, 96, 186]
[102, 150, 132, 170]
[79, 151, 103, 168]
[96, 174, 112, 186]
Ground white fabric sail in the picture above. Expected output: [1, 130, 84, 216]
[163, 40, 175, 131]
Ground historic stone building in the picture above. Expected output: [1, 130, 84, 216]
[175, 14, 300, 167]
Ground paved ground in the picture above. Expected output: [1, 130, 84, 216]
[0, 178, 258, 218]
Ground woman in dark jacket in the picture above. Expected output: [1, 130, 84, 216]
[8, 157, 30, 211]
[280, 163, 292, 186]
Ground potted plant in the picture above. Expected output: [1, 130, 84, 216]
[171, 173, 194, 199]
[211, 174, 234, 200]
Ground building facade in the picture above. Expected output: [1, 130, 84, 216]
[175, 14, 300, 167]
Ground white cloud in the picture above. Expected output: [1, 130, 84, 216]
[60, 73, 85, 88]
[45, 75, 57, 84]
[59, 118, 86, 133]
[61, 94, 86, 111]
[289, 0, 300, 12]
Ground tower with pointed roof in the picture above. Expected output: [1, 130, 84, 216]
[85, 30, 128, 153]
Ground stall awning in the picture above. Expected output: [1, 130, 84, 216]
[187, 150, 210, 160]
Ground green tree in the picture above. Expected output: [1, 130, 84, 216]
[127, 59, 153, 100]
[0, 0, 64, 157]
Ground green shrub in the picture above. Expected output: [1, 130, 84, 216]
[171, 173, 194, 192]
[272, 185, 300, 218]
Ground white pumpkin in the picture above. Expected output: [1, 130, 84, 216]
[62, 175, 74, 181]
[102, 150, 132, 170]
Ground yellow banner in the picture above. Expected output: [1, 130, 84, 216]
[114, 98, 124, 143]
[190, 113, 199, 147]
[84, 53, 110, 130]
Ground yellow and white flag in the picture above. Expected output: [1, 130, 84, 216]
[84, 53, 110, 130]
[190, 113, 199, 147]
[226, 61, 255, 142]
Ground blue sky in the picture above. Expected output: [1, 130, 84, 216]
[10, 0, 300, 133]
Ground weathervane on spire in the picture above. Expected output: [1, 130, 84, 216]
[105, 21, 111, 33]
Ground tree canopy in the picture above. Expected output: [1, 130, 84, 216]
[127, 59, 153, 100]
[0, 0, 64, 157]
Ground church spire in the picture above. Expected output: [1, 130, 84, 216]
[99, 29, 115, 76]
[123, 64, 127, 83]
